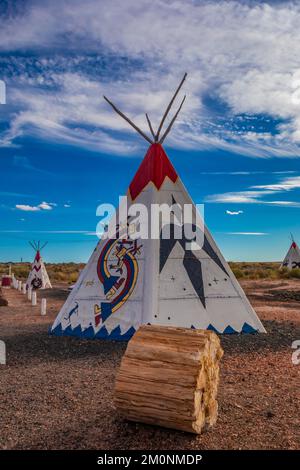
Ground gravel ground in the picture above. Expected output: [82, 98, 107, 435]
[0, 280, 299, 450]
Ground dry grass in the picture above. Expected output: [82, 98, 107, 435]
[1, 261, 300, 283]
[228, 262, 300, 280]
[0, 262, 85, 284]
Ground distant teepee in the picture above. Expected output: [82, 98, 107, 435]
[50, 74, 265, 340]
[281, 235, 300, 270]
[26, 241, 52, 289]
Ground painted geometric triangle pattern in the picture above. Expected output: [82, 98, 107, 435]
[281, 240, 300, 270]
[26, 250, 52, 290]
[50, 144, 266, 340]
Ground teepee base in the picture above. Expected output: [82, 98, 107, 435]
[114, 325, 223, 434]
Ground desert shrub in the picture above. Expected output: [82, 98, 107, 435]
[254, 269, 268, 279]
[1, 261, 295, 283]
[69, 271, 79, 283]
[0, 262, 85, 283]
[228, 262, 282, 280]
[231, 268, 244, 279]
[287, 268, 300, 279]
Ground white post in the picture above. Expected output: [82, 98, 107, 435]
[22, 283, 26, 294]
[28, 287, 32, 301]
[0, 340, 6, 365]
[18, 281, 22, 291]
[41, 298, 47, 316]
[31, 291, 37, 306]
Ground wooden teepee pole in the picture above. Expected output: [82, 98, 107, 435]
[145, 113, 156, 141]
[103, 96, 153, 144]
[29, 241, 36, 251]
[155, 73, 187, 142]
[104, 73, 187, 145]
[159, 95, 186, 144]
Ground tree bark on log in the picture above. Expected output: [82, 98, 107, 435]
[114, 325, 223, 434]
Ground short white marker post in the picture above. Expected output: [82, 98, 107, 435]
[41, 298, 47, 316]
[31, 291, 37, 306]
[0, 340, 6, 365]
[28, 287, 32, 301]
[22, 283, 26, 294]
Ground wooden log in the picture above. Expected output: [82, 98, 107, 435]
[114, 324, 223, 434]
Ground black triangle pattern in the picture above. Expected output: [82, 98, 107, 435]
[159, 195, 229, 308]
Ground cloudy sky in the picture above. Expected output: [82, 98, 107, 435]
[0, 0, 300, 262]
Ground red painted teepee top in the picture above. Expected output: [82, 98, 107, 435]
[35, 250, 41, 262]
[129, 144, 178, 200]
[104, 74, 187, 201]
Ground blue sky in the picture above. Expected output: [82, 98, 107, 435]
[1, 0, 300, 263]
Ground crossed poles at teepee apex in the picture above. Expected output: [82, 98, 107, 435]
[103, 73, 187, 145]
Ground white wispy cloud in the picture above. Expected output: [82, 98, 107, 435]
[2, 1, 300, 155]
[15, 204, 40, 212]
[199, 171, 296, 176]
[0, 230, 94, 234]
[0, 191, 35, 198]
[226, 210, 243, 215]
[208, 192, 300, 207]
[206, 190, 270, 204]
[2, 74, 141, 154]
[251, 175, 300, 192]
[207, 174, 300, 207]
[15, 201, 56, 212]
[12, 155, 53, 175]
[225, 232, 268, 236]
[38, 201, 54, 210]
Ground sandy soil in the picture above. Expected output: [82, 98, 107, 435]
[0, 280, 299, 450]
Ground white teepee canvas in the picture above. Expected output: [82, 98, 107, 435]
[50, 75, 266, 340]
[26, 241, 52, 290]
[281, 238, 300, 270]
[50, 143, 265, 339]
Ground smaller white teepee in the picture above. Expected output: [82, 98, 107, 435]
[26, 241, 52, 289]
[281, 235, 300, 270]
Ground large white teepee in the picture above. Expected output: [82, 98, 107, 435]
[50, 75, 266, 340]
[281, 237, 300, 270]
[26, 241, 52, 289]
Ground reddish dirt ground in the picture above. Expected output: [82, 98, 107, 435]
[0, 280, 299, 450]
